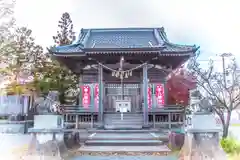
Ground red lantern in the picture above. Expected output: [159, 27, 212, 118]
[81, 85, 90, 108]
[94, 84, 99, 110]
[147, 86, 152, 109]
[156, 84, 165, 107]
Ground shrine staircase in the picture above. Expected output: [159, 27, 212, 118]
[79, 113, 171, 155]
[103, 113, 143, 130]
[80, 128, 171, 155]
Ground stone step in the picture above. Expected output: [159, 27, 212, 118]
[79, 145, 171, 154]
[104, 113, 142, 115]
[104, 120, 143, 124]
[104, 121, 143, 125]
[85, 139, 163, 146]
[87, 132, 169, 142]
[87, 129, 160, 133]
[104, 115, 143, 118]
[88, 133, 157, 140]
[104, 116, 143, 119]
[105, 118, 143, 121]
[104, 123, 143, 126]
[104, 118, 143, 121]
[104, 124, 143, 130]
[104, 117, 143, 120]
[104, 114, 142, 118]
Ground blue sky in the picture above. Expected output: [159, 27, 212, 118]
[14, 0, 240, 67]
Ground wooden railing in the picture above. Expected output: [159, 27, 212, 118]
[62, 104, 186, 129]
[61, 105, 98, 129]
[148, 105, 185, 129]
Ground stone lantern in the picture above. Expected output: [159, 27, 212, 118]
[179, 112, 227, 159]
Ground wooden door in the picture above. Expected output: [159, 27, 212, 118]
[104, 83, 141, 112]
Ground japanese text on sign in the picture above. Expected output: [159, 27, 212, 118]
[94, 84, 99, 110]
[155, 84, 165, 107]
[82, 85, 90, 108]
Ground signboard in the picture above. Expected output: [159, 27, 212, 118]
[155, 84, 165, 107]
[147, 86, 152, 109]
[94, 84, 99, 110]
[81, 85, 90, 108]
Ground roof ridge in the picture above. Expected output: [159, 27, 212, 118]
[80, 27, 164, 32]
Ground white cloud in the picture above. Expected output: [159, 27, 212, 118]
[14, 0, 240, 61]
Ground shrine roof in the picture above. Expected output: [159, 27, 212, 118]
[51, 27, 199, 55]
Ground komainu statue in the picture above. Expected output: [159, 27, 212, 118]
[34, 91, 61, 114]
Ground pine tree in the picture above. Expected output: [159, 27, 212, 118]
[53, 12, 75, 45]
[45, 12, 77, 104]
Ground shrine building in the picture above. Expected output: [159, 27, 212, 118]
[49, 27, 199, 130]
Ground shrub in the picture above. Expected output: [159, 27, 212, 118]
[221, 137, 240, 154]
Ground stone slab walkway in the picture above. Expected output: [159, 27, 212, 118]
[0, 133, 32, 152]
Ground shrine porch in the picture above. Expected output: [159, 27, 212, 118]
[61, 105, 185, 130]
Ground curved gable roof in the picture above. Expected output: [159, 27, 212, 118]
[51, 27, 199, 55]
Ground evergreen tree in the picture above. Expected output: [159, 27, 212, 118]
[53, 12, 75, 45]
[0, 1, 46, 95]
[3, 27, 45, 94]
[45, 12, 77, 103]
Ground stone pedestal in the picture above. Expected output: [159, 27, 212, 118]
[27, 115, 68, 159]
[179, 113, 227, 159]
[34, 115, 64, 129]
[30, 115, 64, 143]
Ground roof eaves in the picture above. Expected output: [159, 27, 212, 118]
[164, 41, 200, 53]
[52, 52, 86, 57]
[80, 29, 91, 47]
[77, 29, 86, 42]
[153, 28, 163, 45]
[51, 43, 84, 53]
[158, 28, 169, 42]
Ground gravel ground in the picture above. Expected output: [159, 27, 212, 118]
[0, 133, 177, 160]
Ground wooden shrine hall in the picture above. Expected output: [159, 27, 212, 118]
[49, 27, 199, 130]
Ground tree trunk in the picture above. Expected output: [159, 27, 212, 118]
[222, 111, 231, 138]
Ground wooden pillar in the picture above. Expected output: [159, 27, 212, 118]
[78, 74, 83, 106]
[90, 84, 95, 112]
[168, 112, 171, 129]
[163, 80, 167, 106]
[98, 64, 103, 123]
[143, 64, 148, 125]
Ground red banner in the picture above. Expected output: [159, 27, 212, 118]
[147, 86, 152, 109]
[156, 84, 165, 107]
[82, 85, 90, 108]
[94, 84, 99, 110]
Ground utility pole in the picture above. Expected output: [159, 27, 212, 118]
[220, 53, 232, 87]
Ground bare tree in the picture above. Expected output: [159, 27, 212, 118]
[188, 54, 240, 138]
